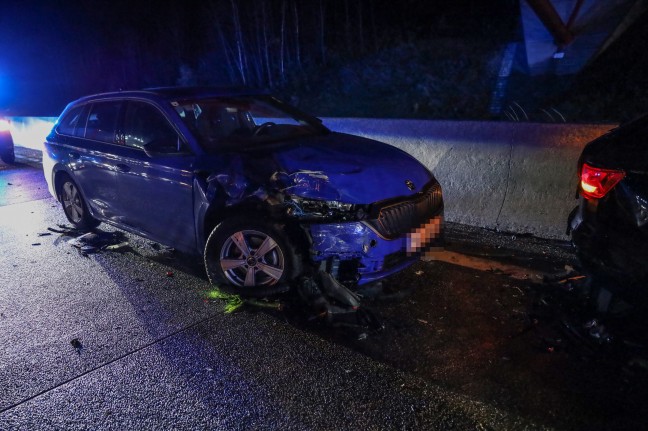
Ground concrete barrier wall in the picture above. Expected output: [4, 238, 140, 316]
[8, 117, 58, 151]
[9, 116, 615, 239]
[323, 119, 615, 239]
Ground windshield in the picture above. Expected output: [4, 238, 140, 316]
[172, 95, 327, 151]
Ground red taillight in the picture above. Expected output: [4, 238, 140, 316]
[579, 163, 625, 199]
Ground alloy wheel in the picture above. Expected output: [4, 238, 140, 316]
[219, 230, 285, 287]
[62, 181, 84, 224]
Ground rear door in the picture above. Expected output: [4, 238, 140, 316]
[64, 100, 123, 222]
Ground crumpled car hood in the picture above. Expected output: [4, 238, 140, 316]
[269, 132, 434, 203]
[194, 132, 435, 205]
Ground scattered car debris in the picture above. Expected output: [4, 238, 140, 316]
[37, 232, 52, 237]
[80, 245, 97, 255]
[47, 225, 134, 256]
[530, 265, 648, 370]
[206, 289, 247, 313]
[295, 271, 382, 329]
[104, 242, 129, 251]
[70, 338, 83, 354]
[206, 268, 383, 329]
[47, 224, 86, 236]
[31, 242, 41, 246]
[67, 232, 98, 248]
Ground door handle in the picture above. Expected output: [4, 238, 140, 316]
[68, 152, 80, 159]
[116, 164, 131, 173]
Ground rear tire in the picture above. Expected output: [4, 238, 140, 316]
[57, 174, 100, 230]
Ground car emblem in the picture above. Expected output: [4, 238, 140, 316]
[405, 180, 416, 191]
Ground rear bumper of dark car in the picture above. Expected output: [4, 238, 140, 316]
[570, 195, 648, 300]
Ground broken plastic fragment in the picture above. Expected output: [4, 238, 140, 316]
[206, 288, 244, 313]
[316, 271, 361, 308]
[244, 299, 284, 311]
[80, 245, 97, 254]
[67, 232, 98, 248]
[70, 338, 83, 355]
[104, 242, 129, 251]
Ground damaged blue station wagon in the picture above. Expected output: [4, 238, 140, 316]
[43, 87, 443, 298]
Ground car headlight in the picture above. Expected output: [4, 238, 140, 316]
[285, 197, 366, 221]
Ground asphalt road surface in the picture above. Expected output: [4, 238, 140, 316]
[1, 151, 646, 430]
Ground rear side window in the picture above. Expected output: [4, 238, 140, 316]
[57, 105, 84, 136]
[84, 101, 121, 143]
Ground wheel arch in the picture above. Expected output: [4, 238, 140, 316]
[203, 212, 307, 292]
[53, 169, 75, 202]
[200, 202, 311, 264]
[53, 169, 97, 219]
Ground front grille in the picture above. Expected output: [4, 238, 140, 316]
[367, 182, 442, 239]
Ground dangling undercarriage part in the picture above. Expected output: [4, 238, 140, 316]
[297, 269, 383, 329]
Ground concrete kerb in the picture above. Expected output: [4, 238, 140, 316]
[10, 116, 615, 239]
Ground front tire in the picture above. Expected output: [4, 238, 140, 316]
[57, 175, 100, 230]
[204, 217, 300, 294]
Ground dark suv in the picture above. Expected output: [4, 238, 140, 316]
[43, 87, 443, 295]
[0, 117, 15, 164]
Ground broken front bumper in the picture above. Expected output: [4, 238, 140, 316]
[308, 212, 443, 286]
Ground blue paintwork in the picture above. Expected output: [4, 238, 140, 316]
[309, 222, 418, 285]
[273, 133, 433, 203]
[43, 88, 443, 286]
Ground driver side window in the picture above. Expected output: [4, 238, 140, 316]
[124, 102, 185, 153]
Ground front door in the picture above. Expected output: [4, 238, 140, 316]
[111, 101, 196, 252]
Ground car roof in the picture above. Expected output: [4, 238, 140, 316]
[70, 86, 270, 105]
[144, 86, 269, 99]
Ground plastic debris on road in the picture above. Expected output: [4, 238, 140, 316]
[47, 225, 132, 256]
[70, 338, 83, 354]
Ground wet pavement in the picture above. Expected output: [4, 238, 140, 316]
[0, 148, 48, 207]
[1, 151, 647, 430]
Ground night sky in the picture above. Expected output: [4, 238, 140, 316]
[0, 0, 518, 115]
